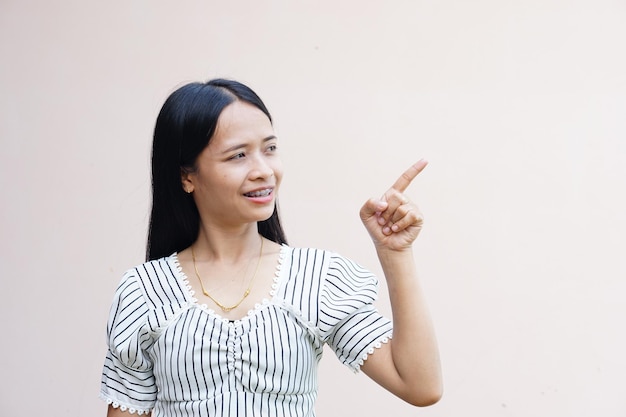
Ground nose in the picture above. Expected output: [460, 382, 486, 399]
[249, 153, 274, 180]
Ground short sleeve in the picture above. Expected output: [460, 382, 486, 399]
[100, 271, 157, 415]
[319, 253, 393, 372]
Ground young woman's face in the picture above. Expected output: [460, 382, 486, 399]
[182, 101, 283, 229]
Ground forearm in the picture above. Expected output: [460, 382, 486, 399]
[377, 247, 442, 397]
[358, 159, 441, 405]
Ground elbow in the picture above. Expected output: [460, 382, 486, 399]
[403, 386, 443, 407]
[411, 392, 443, 407]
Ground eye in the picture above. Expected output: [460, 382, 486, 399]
[266, 144, 278, 152]
[229, 152, 246, 160]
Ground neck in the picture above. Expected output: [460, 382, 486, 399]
[192, 224, 261, 263]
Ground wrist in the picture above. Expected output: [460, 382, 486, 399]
[375, 245, 414, 258]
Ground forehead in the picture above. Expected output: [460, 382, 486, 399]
[212, 101, 273, 143]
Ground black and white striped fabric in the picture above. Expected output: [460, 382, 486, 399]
[100, 246, 393, 416]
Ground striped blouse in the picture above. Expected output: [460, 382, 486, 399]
[100, 246, 393, 416]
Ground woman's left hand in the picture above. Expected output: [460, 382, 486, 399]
[360, 159, 427, 251]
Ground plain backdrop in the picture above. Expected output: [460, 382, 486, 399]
[1, 1, 625, 416]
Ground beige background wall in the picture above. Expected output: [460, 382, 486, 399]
[1, 1, 625, 416]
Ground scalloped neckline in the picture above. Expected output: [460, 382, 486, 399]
[172, 244, 289, 323]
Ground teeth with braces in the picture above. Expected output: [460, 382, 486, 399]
[245, 189, 271, 197]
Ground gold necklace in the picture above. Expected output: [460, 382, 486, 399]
[191, 237, 264, 313]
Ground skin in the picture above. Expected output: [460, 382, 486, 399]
[182, 101, 282, 233]
[358, 159, 443, 406]
[177, 101, 285, 321]
[107, 103, 442, 416]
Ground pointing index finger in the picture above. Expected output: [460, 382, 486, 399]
[390, 159, 428, 192]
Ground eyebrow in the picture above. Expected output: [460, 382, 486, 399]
[222, 135, 277, 154]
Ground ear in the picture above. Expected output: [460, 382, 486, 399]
[181, 169, 195, 194]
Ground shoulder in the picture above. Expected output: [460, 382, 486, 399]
[116, 253, 189, 309]
[124, 253, 179, 279]
[280, 245, 374, 282]
[279, 245, 333, 273]
[281, 245, 355, 261]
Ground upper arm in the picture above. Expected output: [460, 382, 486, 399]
[101, 272, 156, 414]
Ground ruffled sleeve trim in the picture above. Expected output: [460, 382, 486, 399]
[99, 392, 153, 415]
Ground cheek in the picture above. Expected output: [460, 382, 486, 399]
[199, 172, 235, 194]
[273, 163, 284, 187]
[272, 156, 284, 175]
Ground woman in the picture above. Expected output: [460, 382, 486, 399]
[100, 79, 442, 416]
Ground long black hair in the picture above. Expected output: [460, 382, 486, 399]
[146, 78, 287, 261]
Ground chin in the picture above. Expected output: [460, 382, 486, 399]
[245, 205, 275, 224]
[257, 209, 275, 222]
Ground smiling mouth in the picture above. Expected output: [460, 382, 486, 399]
[244, 189, 272, 198]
